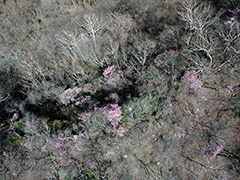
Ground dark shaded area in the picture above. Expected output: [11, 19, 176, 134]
[212, 0, 240, 9]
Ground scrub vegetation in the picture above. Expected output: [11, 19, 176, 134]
[0, 0, 240, 179]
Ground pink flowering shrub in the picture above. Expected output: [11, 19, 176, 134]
[103, 65, 122, 85]
[2, 150, 28, 174]
[103, 104, 125, 136]
[226, 82, 240, 97]
[229, 8, 240, 14]
[74, 95, 92, 106]
[109, 93, 120, 103]
[79, 103, 125, 136]
[226, 85, 236, 96]
[166, 103, 173, 114]
[60, 87, 82, 106]
[41, 131, 87, 168]
[205, 142, 224, 160]
[42, 132, 70, 167]
[182, 70, 203, 90]
[78, 111, 92, 124]
[103, 65, 117, 80]
[116, 126, 125, 136]
[216, 8, 226, 16]
[3, 124, 14, 134]
[60, 86, 98, 110]
[10, 113, 19, 122]
[103, 104, 122, 130]
[84, 159, 97, 169]
[73, 132, 83, 151]
[83, 83, 93, 92]
[174, 129, 186, 139]
[134, 77, 144, 84]
[4, 113, 19, 134]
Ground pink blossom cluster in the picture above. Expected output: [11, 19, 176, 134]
[103, 65, 122, 84]
[182, 70, 203, 90]
[226, 82, 240, 96]
[103, 104, 125, 136]
[83, 83, 93, 92]
[3, 124, 13, 134]
[167, 103, 173, 113]
[84, 159, 97, 169]
[60, 87, 97, 108]
[116, 126, 125, 137]
[134, 78, 144, 84]
[154, 50, 179, 67]
[42, 132, 70, 167]
[216, 8, 226, 16]
[87, 100, 100, 110]
[75, 95, 92, 106]
[174, 129, 186, 139]
[226, 48, 234, 58]
[60, 87, 82, 106]
[205, 143, 224, 160]
[2, 150, 27, 170]
[78, 103, 125, 136]
[224, 17, 239, 27]
[226, 85, 236, 96]
[103, 104, 122, 129]
[10, 113, 19, 122]
[41, 138, 54, 152]
[109, 93, 120, 103]
[78, 111, 92, 124]
[229, 8, 240, 14]
[4, 113, 19, 134]
[103, 65, 117, 80]
[73, 132, 83, 151]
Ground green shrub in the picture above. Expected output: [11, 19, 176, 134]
[0, 117, 24, 146]
[48, 119, 70, 132]
[77, 162, 98, 180]
[6, 134, 22, 146]
[0, 122, 6, 132]
[122, 92, 162, 123]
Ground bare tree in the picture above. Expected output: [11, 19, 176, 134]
[18, 53, 49, 90]
[81, 13, 105, 50]
[178, 0, 220, 33]
[56, 29, 88, 63]
[178, 0, 222, 70]
[56, 28, 106, 68]
[214, 16, 240, 70]
[183, 29, 218, 67]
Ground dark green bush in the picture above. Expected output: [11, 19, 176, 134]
[48, 119, 70, 133]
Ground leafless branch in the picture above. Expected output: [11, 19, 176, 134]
[81, 13, 105, 50]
